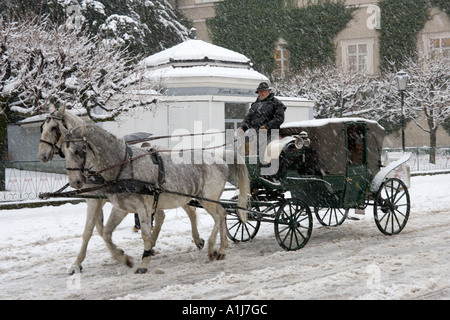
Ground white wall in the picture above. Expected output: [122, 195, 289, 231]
[101, 104, 170, 146]
[100, 99, 226, 149]
[101, 96, 313, 150]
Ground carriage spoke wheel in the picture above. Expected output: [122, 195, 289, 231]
[226, 197, 263, 243]
[226, 210, 261, 242]
[374, 178, 410, 235]
[274, 199, 312, 251]
[314, 207, 349, 226]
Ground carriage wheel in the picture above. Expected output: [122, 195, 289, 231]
[226, 207, 261, 243]
[374, 178, 410, 235]
[274, 199, 313, 251]
[314, 207, 349, 226]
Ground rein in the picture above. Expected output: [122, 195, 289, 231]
[39, 179, 257, 216]
[89, 137, 238, 178]
[61, 122, 238, 191]
[126, 131, 226, 145]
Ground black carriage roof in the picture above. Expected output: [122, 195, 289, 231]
[280, 117, 385, 175]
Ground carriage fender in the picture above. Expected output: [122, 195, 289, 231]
[263, 136, 296, 163]
[370, 152, 412, 192]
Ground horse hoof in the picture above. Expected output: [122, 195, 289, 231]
[135, 268, 148, 274]
[208, 250, 225, 261]
[67, 265, 82, 275]
[216, 253, 226, 260]
[197, 239, 205, 249]
[208, 250, 217, 261]
[125, 256, 134, 268]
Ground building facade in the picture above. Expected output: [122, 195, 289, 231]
[170, 0, 450, 148]
[171, 0, 450, 77]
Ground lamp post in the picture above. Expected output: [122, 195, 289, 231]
[395, 70, 410, 152]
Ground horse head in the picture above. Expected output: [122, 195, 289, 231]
[60, 122, 90, 190]
[38, 103, 67, 162]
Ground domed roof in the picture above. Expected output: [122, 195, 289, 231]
[132, 39, 268, 95]
[141, 39, 252, 69]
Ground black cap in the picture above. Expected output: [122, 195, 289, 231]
[255, 82, 271, 93]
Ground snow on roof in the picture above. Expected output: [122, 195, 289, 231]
[282, 117, 384, 130]
[141, 39, 251, 67]
[20, 108, 88, 124]
[144, 64, 268, 81]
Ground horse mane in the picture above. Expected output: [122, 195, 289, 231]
[63, 109, 84, 127]
[50, 103, 84, 128]
[85, 125, 125, 150]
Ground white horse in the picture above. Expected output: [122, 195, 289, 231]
[60, 121, 249, 273]
[38, 104, 204, 274]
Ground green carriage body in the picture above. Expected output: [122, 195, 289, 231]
[228, 118, 410, 250]
[247, 118, 385, 209]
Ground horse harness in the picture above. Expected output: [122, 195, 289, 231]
[64, 135, 167, 210]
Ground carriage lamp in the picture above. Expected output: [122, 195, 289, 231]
[294, 131, 310, 150]
[300, 131, 310, 147]
[394, 70, 410, 152]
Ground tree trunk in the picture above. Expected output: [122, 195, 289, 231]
[429, 127, 437, 164]
[0, 113, 7, 191]
[0, 162, 4, 191]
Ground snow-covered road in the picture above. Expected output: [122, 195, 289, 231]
[0, 174, 449, 300]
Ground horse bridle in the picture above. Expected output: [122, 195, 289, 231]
[64, 136, 92, 177]
[64, 134, 131, 183]
[39, 113, 66, 158]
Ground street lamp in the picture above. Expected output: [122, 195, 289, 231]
[395, 70, 410, 152]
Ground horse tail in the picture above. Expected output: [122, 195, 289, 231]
[224, 150, 250, 223]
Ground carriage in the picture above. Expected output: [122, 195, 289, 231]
[220, 118, 411, 251]
[39, 111, 411, 259]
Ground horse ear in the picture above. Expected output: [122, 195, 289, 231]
[49, 103, 56, 113]
[60, 102, 66, 114]
[58, 121, 69, 137]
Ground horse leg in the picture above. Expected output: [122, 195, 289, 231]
[94, 199, 107, 238]
[68, 198, 105, 275]
[103, 206, 133, 268]
[200, 201, 228, 261]
[216, 205, 229, 260]
[182, 204, 204, 249]
[136, 203, 155, 274]
[148, 209, 165, 256]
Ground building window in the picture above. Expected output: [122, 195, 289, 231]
[347, 44, 367, 74]
[195, 0, 221, 3]
[274, 39, 290, 78]
[225, 103, 248, 131]
[341, 39, 374, 75]
[430, 37, 450, 59]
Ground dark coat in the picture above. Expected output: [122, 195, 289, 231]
[240, 93, 286, 132]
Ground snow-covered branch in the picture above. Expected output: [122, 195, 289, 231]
[0, 16, 156, 121]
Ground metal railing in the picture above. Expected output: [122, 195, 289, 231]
[383, 147, 450, 173]
[1, 147, 449, 204]
[0, 160, 69, 203]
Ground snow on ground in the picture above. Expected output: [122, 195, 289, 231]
[0, 174, 449, 300]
